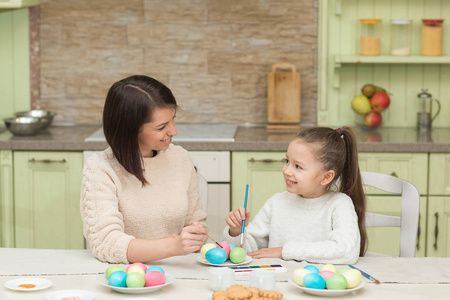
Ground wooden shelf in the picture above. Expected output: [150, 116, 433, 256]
[0, 0, 39, 9]
[334, 55, 450, 67]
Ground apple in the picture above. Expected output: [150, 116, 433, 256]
[351, 95, 372, 115]
[370, 92, 390, 112]
[364, 111, 382, 128]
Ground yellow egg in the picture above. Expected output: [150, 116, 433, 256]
[127, 265, 145, 276]
[200, 243, 216, 258]
[321, 263, 337, 273]
[342, 269, 362, 289]
[292, 268, 312, 287]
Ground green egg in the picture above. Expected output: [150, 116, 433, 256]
[106, 265, 126, 279]
[337, 266, 352, 275]
[229, 246, 246, 264]
[326, 274, 348, 290]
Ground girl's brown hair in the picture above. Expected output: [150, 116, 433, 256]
[296, 126, 367, 256]
[103, 75, 178, 185]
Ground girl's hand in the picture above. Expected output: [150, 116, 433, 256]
[173, 222, 208, 255]
[248, 247, 283, 259]
[225, 207, 250, 237]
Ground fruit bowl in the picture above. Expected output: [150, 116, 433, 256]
[351, 84, 390, 128]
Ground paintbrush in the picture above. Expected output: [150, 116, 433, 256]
[207, 234, 223, 248]
[240, 184, 249, 248]
[349, 265, 380, 284]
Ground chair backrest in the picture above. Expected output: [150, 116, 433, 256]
[361, 171, 420, 257]
[197, 173, 208, 211]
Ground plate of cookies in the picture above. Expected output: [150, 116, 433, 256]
[212, 285, 283, 300]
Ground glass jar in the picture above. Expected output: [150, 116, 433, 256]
[422, 19, 444, 56]
[390, 19, 412, 56]
[360, 19, 382, 56]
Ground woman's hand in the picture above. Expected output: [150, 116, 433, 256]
[225, 207, 250, 237]
[248, 247, 283, 259]
[173, 222, 208, 255]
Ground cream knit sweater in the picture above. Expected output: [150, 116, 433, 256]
[222, 191, 360, 264]
[80, 144, 207, 263]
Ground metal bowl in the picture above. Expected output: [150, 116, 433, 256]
[15, 110, 56, 129]
[3, 117, 43, 136]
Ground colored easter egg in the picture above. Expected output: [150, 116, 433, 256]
[318, 270, 335, 281]
[342, 269, 362, 288]
[304, 265, 320, 274]
[146, 266, 165, 274]
[229, 243, 236, 252]
[126, 272, 145, 288]
[293, 268, 312, 287]
[229, 247, 246, 264]
[217, 241, 231, 258]
[205, 248, 228, 264]
[108, 270, 128, 287]
[303, 273, 326, 289]
[337, 266, 352, 275]
[106, 266, 126, 279]
[126, 262, 147, 273]
[145, 270, 166, 287]
[201, 243, 217, 259]
[127, 265, 145, 276]
[321, 263, 337, 274]
[326, 274, 348, 290]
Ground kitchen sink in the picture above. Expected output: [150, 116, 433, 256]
[85, 123, 238, 142]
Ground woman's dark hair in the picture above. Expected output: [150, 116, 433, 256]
[103, 75, 178, 185]
[296, 126, 367, 256]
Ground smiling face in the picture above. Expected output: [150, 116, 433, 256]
[282, 139, 335, 198]
[138, 107, 177, 157]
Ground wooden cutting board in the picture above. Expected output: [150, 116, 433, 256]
[267, 62, 301, 129]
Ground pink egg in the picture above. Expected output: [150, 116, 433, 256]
[217, 241, 231, 258]
[126, 262, 147, 273]
[144, 270, 166, 287]
[319, 270, 336, 281]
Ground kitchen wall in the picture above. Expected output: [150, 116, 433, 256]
[34, 0, 318, 125]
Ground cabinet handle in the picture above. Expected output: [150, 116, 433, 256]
[433, 212, 439, 251]
[416, 213, 421, 251]
[248, 158, 285, 163]
[390, 172, 398, 178]
[28, 158, 67, 163]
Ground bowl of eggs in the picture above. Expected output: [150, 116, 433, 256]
[97, 263, 173, 294]
[288, 264, 366, 296]
[197, 241, 252, 266]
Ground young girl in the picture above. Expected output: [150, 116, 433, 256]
[223, 126, 367, 264]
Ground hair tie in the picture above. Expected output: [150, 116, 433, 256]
[335, 128, 344, 139]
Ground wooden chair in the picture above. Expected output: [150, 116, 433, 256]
[361, 171, 420, 257]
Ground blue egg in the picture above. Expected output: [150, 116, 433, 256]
[205, 247, 228, 264]
[304, 265, 320, 274]
[108, 270, 128, 287]
[303, 273, 326, 289]
[146, 266, 165, 274]
[229, 243, 236, 252]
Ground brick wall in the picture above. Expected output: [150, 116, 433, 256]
[37, 0, 317, 125]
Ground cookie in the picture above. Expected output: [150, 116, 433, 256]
[212, 290, 230, 300]
[258, 290, 283, 299]
[247, 287, 260, 297]
[227, 285, 252, 300]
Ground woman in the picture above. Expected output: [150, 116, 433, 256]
[80, 75, 208, 264]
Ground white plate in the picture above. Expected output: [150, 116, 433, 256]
[288, 278, 366, 297]
[97, 273, 174, 294]
[45, 289, 95, 300]
[196, 255, 252, 266]
[4, 278, 53, 291]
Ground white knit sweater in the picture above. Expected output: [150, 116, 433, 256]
[80, 144, 207, 263]
[222, 191, 360, 264]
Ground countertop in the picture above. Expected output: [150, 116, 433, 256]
[0, 124, 450, 152]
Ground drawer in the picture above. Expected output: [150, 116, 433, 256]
[359, 153, 428, 195]
[189, 151, 230, 182]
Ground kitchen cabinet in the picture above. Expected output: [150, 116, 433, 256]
[0, 151, 85, 249]
[231, 151, 431, 257]
[318, 0, 450, 128]
[0, 150, 14, 247]
[0, 1, 39, 9]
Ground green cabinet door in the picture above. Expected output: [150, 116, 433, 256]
[13, 151, 84, 249]
[231, 152, 285, 220]
[426, 197, 450, 257]
[365, 195, 426, 257]
[0, 150, 14, 247]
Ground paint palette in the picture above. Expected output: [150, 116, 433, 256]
[228, 264, 287, 275]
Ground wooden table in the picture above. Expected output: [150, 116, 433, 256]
[1, 248, 449, 299]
